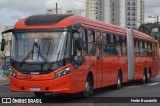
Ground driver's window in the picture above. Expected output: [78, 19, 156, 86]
[82, 28, 88, 56]
[73, 32, 82, 56]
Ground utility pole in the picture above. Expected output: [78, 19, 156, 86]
[56, 3, 58, 14]
[156, 15, 159, 24]
[148, 15, 159, 25]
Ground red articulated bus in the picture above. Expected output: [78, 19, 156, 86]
[1, 14, 158, 97]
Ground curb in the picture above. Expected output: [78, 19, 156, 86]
[0, 80, 10, 86]
[1, 84, 10, 86]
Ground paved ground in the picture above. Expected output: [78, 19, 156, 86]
[0, 80, 10, 86]
[0, 62, 159, 106]
[0, 76, 160, 106]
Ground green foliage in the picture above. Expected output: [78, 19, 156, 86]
[138, 23, 160, 37]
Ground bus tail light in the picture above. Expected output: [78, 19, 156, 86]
[55, 67, 70, 79]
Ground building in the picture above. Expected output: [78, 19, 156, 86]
[125, 0, 144, 29]
[86, 0, 144, 29]
[140, 0, 145, 24]
[47, 7, 64, 14]
[104, 0, 125, 26]
[86, 0, 104, 21]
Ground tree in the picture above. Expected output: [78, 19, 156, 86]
[138, 23, 160, 37]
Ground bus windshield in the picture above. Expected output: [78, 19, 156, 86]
[11, 31, 69, 63]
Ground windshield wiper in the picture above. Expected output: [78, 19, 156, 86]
[19, 43, 35, 67]
[45, 38, 51, 59]
[36, 43, 52, 71]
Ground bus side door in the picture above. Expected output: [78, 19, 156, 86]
[96, 31, 103, 88]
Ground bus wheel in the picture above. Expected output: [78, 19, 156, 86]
[142, 71, 147, 84]
[116, 72, 122, 89]
[147, 71, 151, 83]
[84, 77, 92, 97]
[34, 92, 45, 97]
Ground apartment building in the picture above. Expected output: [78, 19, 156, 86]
[86, 0, 144, 29]
[86, 0, 104, 21]
[140, 0, 145, 24]
[104, 0, 125, 26]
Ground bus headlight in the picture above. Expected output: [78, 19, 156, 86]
[55, 67, 70, 79]
[10, 69, 16, 78]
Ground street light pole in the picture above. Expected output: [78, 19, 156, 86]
[156, 16, 159, 24]
[148, 15, 160, 45]
[148, 15, 159, 25]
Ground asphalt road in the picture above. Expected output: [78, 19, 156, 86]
[0, 75, 160, 106]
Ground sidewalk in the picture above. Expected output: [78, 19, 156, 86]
[0, 79, 10, 86]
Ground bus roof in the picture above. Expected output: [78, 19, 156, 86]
[15, 14, 157, 43]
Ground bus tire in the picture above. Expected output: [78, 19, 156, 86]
[116, 72, 122, 89]
[83, 77, 93, 97]
[147, 70, 151, 83]
[34, 92, 45, 97]
[141, 70, 147, 84]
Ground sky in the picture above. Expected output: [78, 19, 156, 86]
[0, 0, 160, 26]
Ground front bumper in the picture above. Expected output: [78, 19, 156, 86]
[10, 74, 73, 93]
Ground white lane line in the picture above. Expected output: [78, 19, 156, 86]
[125, 86, 140, 89]
[148, 82, 160, 86]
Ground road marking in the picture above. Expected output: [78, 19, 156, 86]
[156, 75, 160, 78]
[125, 86, 140, 89]
[148, 82, 160, 86]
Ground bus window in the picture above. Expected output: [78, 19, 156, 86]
[110, 34, 114, 44]
[65, 33, 71, 58]
[134, 39, 140, 56]
[115, 35, 121, 56]
[152, 43, 156, 59]
[87, 30, 96, 56]
[148, 42, 152, 57]
[96, 31, 101, 38]
[102, 32, 107, 44]
[88, 30, 94, 42]
[104, 34, 116, 56]
[140, 41, 144, 56]
[122, 36, 127, 56]
[82, 28, 88, 56]
[102, 32, 109, 56]
[73, 32, 82, 56]
[144, 41, 148, 56]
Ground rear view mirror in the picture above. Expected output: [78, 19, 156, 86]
[1, 29, 14, 35]
[1, 29, 14, 51]
[1, 39, 5, 51]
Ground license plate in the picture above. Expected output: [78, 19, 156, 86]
[30, 87, 40, 91]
